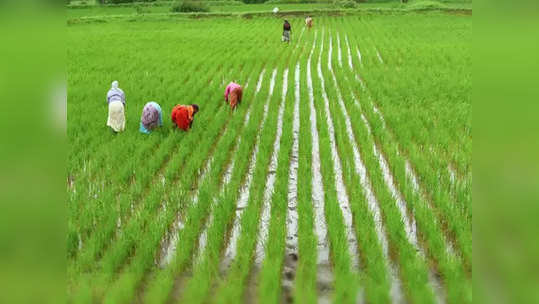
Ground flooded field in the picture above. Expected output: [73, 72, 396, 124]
[68, 12, 471, 304]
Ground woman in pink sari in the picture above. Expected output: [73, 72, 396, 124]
[224, 81, 243, 110]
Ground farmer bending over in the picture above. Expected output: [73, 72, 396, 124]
[171, 104, 199, 131]
[106, 80, 126, 133]
[305, 16, 313, 29]
[140, 101, 163, 134]
[224, 81, 243, 110]
[282, 20, 291, 43]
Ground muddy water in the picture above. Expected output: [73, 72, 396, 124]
[281, 63, 301, 302]
[321, 36, 359, 270]
[345, 34, 353, 70]
[159, 217, 185, 267]
[307, 32, 333, 302]
[221, 69, 277, 269]
[254, 68, 288, 265]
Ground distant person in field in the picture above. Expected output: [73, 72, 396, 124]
[106, 80, 126, 133]
[139, 102, 163, 134]
[305, 17, 313, 29]
[171, 104, 199, 131]
[282, 20, 291, 43]
[224, 81, 243, 110]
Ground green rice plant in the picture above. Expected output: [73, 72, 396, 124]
[346, 15, 472, 270]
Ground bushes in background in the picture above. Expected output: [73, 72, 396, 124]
[171, 0, 210, 12]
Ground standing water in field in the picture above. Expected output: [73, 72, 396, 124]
[255, 68, 288, 265]
[336, 33, 343, 68]
[221, 69, 276, 270]
[281, 63, 301, 300]
[225, 69, 266, 184]
[320, 35, 359, 270]
[345, 34, 353, 70]
[307, 31, 333, 303]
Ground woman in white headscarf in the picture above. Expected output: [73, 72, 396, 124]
[106, 80, 126, 133]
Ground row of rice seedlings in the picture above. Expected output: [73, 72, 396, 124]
[178, 62, 288, 303]
[70, 50, 235, 267]
[70, 43, 245, 274]
[344, 17, 472, 270]
[219, 70, 267, 270]
[256, 64, 296, 303]
[253, 68, 289, 266]
[141, 62, 271, 304]
[310, 28, 358, 303]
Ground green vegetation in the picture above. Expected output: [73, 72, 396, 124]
[68, 7, 471, 304]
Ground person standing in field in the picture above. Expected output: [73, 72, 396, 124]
[224, 81, 243, 110]
[282, 20, 291, 43]
[171, 104, 199, 131]
[139, 101, 163, 134]
[106, 80, 126, 133]
[305, 16, 313, 29]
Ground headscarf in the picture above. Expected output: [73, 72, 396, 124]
[107, 80, 125, 104]
[141, 102, 160, 130]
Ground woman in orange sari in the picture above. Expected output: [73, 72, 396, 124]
[171, 104, 199, 131]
